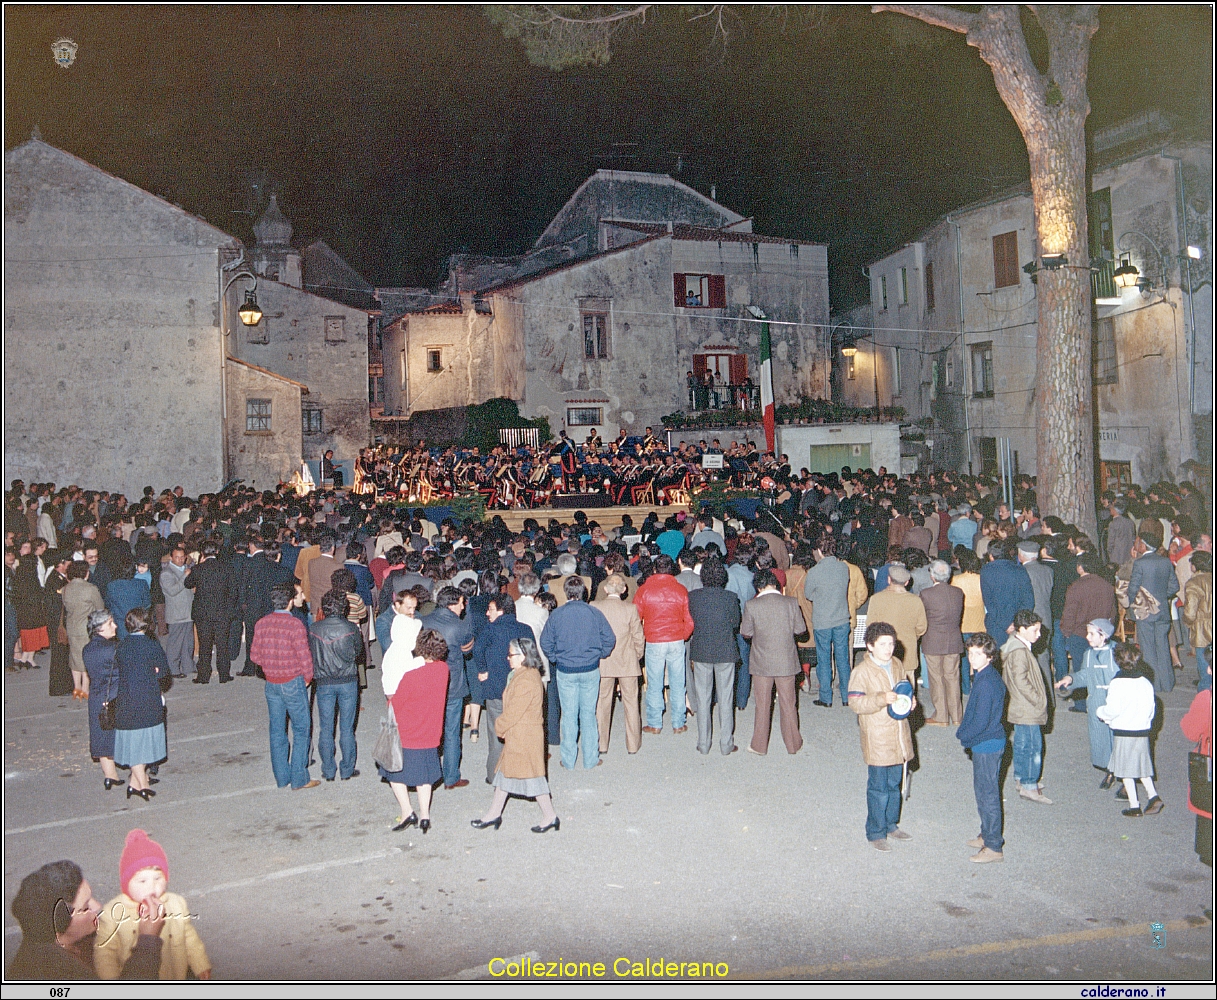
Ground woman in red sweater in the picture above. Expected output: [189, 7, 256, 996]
[381, 629, 450, 833]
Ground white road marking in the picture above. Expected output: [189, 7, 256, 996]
[172, 727, 255, 744]
[4, 783, 280, 836]
[190, 847, 405, 897]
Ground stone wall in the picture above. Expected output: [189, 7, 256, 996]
[4, 140, 232, 497]
[226, 280, 371, 464]
[226, 360, 303, 490]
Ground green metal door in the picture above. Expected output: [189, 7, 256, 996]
[808, 443, 870, 475]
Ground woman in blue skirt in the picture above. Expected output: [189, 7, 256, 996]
[113, 607, 168, 802]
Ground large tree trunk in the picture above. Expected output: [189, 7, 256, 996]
[873, 4, 1100, 538]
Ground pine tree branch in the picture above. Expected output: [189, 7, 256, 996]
[869, 4, 975, 34]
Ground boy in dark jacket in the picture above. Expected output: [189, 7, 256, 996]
[956, 632, 1007, 863]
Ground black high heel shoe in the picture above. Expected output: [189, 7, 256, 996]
[392, 813, 418, 832]
[126, 786, 154, 801]
[470, 816, 503, 830]
[531, 817, 560, 834]
[104, 778, 122, 791]
[419, 818, 431, 834]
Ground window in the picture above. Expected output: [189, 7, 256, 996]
[426, 348, 443, 372]
[898, 267, 909, 305]
[324, 316, 346, 343]
[924, 260, 935, 310]
[245, 398, 271, 432]
[583, 313, 609, 359]
[971, 342, 994, 398]
[1093, 318, 1118, 385]
[1100, 460, 1133, 493]
[567, 407, 603, 426]
[369, 375, 384, 404]
[673, 273, 726, 308]
[893, 348, 902, 396]
[945, 359, 954, 387]
[992, 231, 1020, 288]
[880, 275, 888, 310]
[978, 436, 998, 476]
[789, 244, 799, 259]
[302, 407, 323, 435]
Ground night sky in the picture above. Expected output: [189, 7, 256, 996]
[5, 5, 1212, 307]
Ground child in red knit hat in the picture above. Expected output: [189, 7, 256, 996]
[95, 829, 211, 980]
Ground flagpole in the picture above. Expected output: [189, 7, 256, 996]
[748, 306, 776, 453]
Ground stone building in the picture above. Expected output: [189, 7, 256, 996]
[4, 139, 373, 495]
[839, 119, 1212, 488]
[4, 139, 239, 497]
[388, 171, 831, 441]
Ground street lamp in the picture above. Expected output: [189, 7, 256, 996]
[1113, 254, 1140, 290]
[840, 329, 882, 420]
[237, 287, 263, 326]
[223, 271, 263, 327]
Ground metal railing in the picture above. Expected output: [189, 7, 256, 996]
[1091, 258, 1117, 300]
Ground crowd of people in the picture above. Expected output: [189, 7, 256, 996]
[342, 433, 798, 509]
[6, 461, 1213, 975]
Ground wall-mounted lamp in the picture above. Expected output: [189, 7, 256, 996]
[1187, 245, 1203, 260]
[1039, 252, 1068, 270]
[1113, 254, 1140, 290]
[237, 288, 263, 326]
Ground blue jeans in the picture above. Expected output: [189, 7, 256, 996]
[961, 634, 976, 695]
[735, 634, 752, 710]
[546, 673, 562, 744]
[865, 763, 904, 841]
[645, 641, 687, 729]
[972, 750, 1004, 851]
[265, 675, 313, 789]
[813, 624, 852, 705]
[316, 680, 358, 780]
[1012, 724, 1043, 787]
[441, 694, 463, 786]
[1198, 646, 1212, 691]
[1051, 620, 1069, 682]
[556, 669, 600, 769]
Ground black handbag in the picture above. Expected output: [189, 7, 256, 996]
[1188, 751, 1213, 817]
[99, 697, 117, 730]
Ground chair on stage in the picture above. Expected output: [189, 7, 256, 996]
[631, 478, 655, 505]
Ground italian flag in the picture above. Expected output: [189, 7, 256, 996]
[760, 320, 775, 452]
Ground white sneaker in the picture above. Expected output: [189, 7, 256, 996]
[1019, 786, 1053, 804]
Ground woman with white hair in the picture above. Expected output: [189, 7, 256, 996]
[82, 609, 122, 790]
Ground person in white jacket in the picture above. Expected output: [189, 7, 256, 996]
[1096, 643, 1163, 818]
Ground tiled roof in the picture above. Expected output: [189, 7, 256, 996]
[609, 221, 823, 247]
[226, 356, 308, 391]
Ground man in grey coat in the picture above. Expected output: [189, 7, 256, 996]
[802, 534, 852, 707]
[159, 545, 194, 678]
[742, 569, 809, 755]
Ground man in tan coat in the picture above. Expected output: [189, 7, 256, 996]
[866, 564, 927, 678]
[1002, 609, 1052, 804]
[848, 621, 916, 852]
[593, 575, 645, 755]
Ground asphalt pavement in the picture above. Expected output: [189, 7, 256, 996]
[3, 645, 1213, 983]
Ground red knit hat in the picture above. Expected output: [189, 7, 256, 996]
[119, 829, 169, 897]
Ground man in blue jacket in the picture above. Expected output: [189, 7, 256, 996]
[541, 577, 617, 770]
[979, 538, 1035, 646]
[1127, 529, 1180, 693]
[422, 587, 475, 789]
[956, 633, 1007, 864]
[473, 593, 535, 783]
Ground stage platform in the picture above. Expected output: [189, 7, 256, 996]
[487, 502, 689, 532]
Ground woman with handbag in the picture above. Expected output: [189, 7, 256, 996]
[82, 610, 122, 790]
[113, 607, 169, 801]
[380, 628, 449, 834]
[63, 561, 105, 699]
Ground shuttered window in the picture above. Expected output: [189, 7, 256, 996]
[992, 231, 1020, 288]
[674, 273, 726, 308]
[925, 260, 935, 310]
